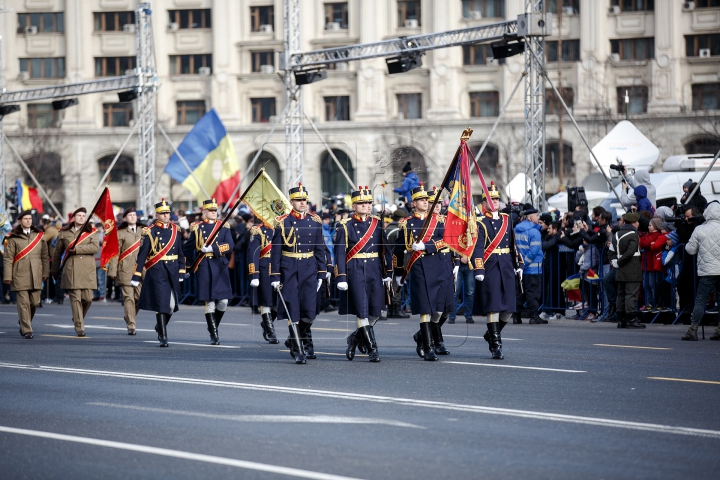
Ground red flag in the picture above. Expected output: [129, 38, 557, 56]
[94, 188, 119, 268]
[442, 143, 478, 257]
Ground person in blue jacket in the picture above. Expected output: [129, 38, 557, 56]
[393, 162, 420, 204]
[513, 207, 545, 324]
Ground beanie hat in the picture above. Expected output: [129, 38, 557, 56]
[402, 162, 412, 173]
[660, 222, 676, 233]
[650, 217, 663, 232]
[655, 206, 673, 221]
[668, 231, 679, 245]
[683, 179, 694, 190]
[539, 212, 553, 225]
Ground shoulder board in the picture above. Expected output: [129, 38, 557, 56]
[402, 216, 413, 222]
[141, 226, 152, 236]
[339, 218, 351, 225]
[311, 214, 322, 223]
[250, 225, 262, 236]
[189, 222, 199, 232]
[499, 212, 509, 217]
[274, 214, 288, 226]
[437, 214, 446, 222]
[222, 222, 231, 228]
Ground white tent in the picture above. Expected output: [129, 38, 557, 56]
[590, 120, 659, 177]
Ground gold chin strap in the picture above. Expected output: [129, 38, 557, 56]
[487, 312, 499, 323]
[420, 314, 430, 323]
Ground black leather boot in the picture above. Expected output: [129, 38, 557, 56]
[346, 329, 362, 360]
[205, 313, 219, 345]
[158, 313, 169, 347]
[155, 314, 164, 343]
[626, 315, 646, 329]
[512, 312, 522, 324]
[287, 324, 306, 364]
[432, 320, 450, 355]
[302, 322, 316, 359]
[361, 326, 380, 362]
[420, 322, 438, 361]
[617, 311, 627, 329]
[412, 330, 425, 358]
[260, 313, 279, 344]
[487, 322, 503, 359]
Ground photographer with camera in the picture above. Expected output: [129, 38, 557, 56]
[681, 201, 720, 341]
[612, 164, 656, 210]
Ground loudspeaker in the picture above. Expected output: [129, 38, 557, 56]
[567, 186, 588, 212]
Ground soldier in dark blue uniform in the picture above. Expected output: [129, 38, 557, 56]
[393, 185, 455, 361]
[248, 218, 279, 344]
[470, 182, 523, 359]
[185, 198, 234, 345]
[132, 199, 187, 347]
[335, 186, 392, 362]
[270, 184, 327, 364]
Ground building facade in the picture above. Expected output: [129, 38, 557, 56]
[1, 0, 719, 214]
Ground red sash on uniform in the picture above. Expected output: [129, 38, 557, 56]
[346, 217, 378, 263]
[192, 221, 224, 272]
[406, 215, 438, 273]
[119, 239, 142, 263]
[60, 229, 96, 268]
[145, 224, 178, 270]
[482, 215, 509, 263]
[13, 233, 43, 263]
[260, 243, 272, 258]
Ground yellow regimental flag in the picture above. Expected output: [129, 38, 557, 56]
[244, 169, 291, 227]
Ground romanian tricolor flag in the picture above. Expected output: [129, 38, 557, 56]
[164, 108, 240, 204]
[16, 180, 44, 213]
[442, 142, 477, 257]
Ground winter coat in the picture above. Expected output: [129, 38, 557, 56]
[3, 228, 49, 291]
[651, 233, 667, 271]
[393, 171, 420, 202]
[634, 185, 655, 215]
[575, 244, 598, 277]
[685, 202, 720, 277]
[620, 170, 656, 208]
[639, 230, 660, 272]
[514, 219, 543, 275]
[51, 227, 100, 290]
[609, 224, 642, 283]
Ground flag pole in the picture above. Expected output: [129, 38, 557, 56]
[157, 124, 212, 199]
[400, 128, 472, 284]
[61, 185, 108, 268]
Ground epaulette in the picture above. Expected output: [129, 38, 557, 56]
[401, 216, 412, 223]
[437, 214, 446, 223]
[190, 222, 199, 232]
[311, 214, 322, 223]
[250, 225, 262, 236]
[274, 214, 288, 226]
[223, 222, 231, 228]
[369, 214, 380, 220]
[339, 218, 351, 225]
[141, 226, 152, 236]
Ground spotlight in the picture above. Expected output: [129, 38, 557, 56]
[0, 104, 20, 120]
[490, 41, 525, 59]
[386, 55, 423, 75]
[294, 69, 327, 85]
[118, 89, 138, 103]
[51, 98, 79, 110]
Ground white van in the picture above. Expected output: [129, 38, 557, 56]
[600, 154, 720, 219]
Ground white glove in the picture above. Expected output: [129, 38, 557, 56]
[317, 279, 323, 291]
[250, 279, 259, 287]
[337, 281, 348, 291]
[326, 271, 331, 281]
[411, 242, 426, 252]
[201, 245, 213, 253]
[515, 268, 523, 282]
[130, 280, 140, 287]
[475, 274, 485, 282]
[395, 276, 404, 287]
[611, 259, 619, 269]
[179, 277, 184, 283]
[382, 277, 392, 286]
[271, 281, 281, 290]
[453, 265, 459, 276]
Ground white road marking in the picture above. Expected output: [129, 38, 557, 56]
[0, 425, 364, 480]
[446, 361, 585, 373]
[443, 335, 522, 341]
[87, 402, 422, 428]
[280, 349, 352, 357]
[1, 362, 719, 439]
[142, 341, 240, 349]
[173, 321, 249, 326]
[594, 344, 671, 351]
[46, 324, 155, 333]
[90, 316, 125, 320]
[0, 312, 52, 317]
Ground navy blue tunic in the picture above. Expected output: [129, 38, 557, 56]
[133, 221, 186, 314]
[184, 220, 234, 302]
[248, 224, 275, 308]
[471, 213, 522, 315]
[270, 211, 327, 323]
[393, 213, 455, 315]
[334, 215, 392, 319]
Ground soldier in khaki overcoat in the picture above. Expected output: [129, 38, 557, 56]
[3, 210, 50, 339]
[107, 207, 144, 335]
[51, 207, 100, 336]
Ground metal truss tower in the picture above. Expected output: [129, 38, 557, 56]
[283, 0, 303, 191]
[135, 3, 158, 216]
[523, 0, 547, 209]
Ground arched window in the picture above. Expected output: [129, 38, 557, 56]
[98, 154, 135, 184]
[390, 146, 428, 188]
[544, 141, 574, 181]
[320, 149, 355, 198]
[246, 150, 281, 187]
[685, 136, 720, 155]
[24, 151, 63, 200]
[470, 142, 501, 186]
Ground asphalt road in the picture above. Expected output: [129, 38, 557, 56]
[1, 301, 719, 479]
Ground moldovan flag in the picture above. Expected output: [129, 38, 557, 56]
[243, 169, 291, 227]
[16, 180, 43, 213]
[164, 108, 240, 204]
[442, 142, 477, 257]
[94, 187, 119, 268]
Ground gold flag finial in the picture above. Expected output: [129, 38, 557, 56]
[461, 127, 473, 142]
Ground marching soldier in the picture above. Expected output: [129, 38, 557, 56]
[132, 199, 186, 347]
[248, 217, 279, 344]
[335, 186, 393, 362]
[107, 207, 144, 335]
[51, 207, 100, 337]
[394, 185, 455, 361]
[3, 210, 49, 339]
[185, 198, 234, 345]
[270, 183, 327, 364]
[470, 182, 523, 360]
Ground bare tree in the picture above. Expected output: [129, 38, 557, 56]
[15, 125, 67, 204]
